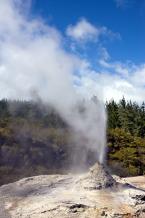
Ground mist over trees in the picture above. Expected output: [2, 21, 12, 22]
[0, 98, 145, 185]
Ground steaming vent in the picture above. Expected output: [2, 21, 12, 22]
[77, 162, 116, 190]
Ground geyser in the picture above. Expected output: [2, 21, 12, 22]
[77, 162, 116, 189]
[62, 96, 107, 165]
[0, 0, 107, 166]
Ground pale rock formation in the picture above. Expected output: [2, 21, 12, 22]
[0, 163, 144, 218]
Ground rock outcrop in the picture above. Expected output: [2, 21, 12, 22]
[0, 163, 145, 218]
[77, 162, 116, 190]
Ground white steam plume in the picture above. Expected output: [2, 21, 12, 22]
[0, 0, 106, 164]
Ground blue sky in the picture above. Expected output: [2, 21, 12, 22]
[31, 0, 145, 64]
[0, 0, 145, 102]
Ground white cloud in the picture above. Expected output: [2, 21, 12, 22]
[76, 58, 145, 103]
[66, 18, 100, 42]
[0, 1, 144, 105]
[99, 59, 129, 77]
[66, 18, 111, 43]
[66, 18, 121, 43]
[0, 0, 144, 105]
[131, 65, 145, 86]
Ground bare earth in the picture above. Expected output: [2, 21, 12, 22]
[0, 164, 145, 218]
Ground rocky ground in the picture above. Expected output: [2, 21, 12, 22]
[0, 163, 145, 218]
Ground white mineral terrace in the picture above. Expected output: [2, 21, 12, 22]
[0, 163, 145, 218]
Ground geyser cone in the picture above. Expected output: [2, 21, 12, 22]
[78, 162, 116, 190]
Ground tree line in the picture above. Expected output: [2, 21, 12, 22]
[106, 97, 145, 138]
[0, 98, 144, 185]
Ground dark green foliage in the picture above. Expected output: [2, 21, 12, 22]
[107, 128, 145, 176]
[106, 98, 145, 176]
[106, 98, 145, 137]
[106, 100, 120, 129]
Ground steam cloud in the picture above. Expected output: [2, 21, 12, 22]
[0, 0, 106, 164]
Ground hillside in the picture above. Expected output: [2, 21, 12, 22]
[0, 98, 145, 186]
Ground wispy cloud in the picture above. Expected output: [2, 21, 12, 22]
[76, 60, 145, 103]
[66, 18, 120, 43]
[66, 18, 101, 42]
[75, 50, 145, 103]
[114, 0, 134, 9]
